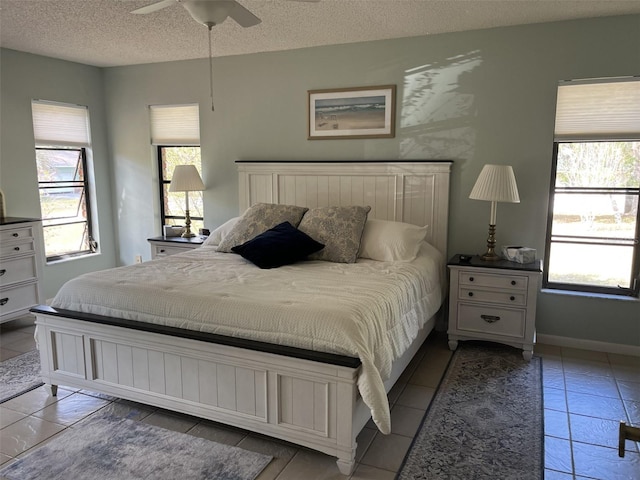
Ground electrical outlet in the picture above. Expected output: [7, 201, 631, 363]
[135, 255, 143, 264]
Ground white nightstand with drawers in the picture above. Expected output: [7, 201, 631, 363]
[147, 235, 205, 259]
[447, 254, 542, 361]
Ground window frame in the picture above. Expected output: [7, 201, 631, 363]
[156, 145, 204, 228]
[543, 141, 640, 297]
[35, 146, 97, 262]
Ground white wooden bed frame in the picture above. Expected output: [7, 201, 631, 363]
[32, 161, 451, 474]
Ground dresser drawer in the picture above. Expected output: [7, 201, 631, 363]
[457, 303, 526, 339]
[459, 287, 527, 306]
[0, 256, 38, 286]
[458, 271, 528, 290]
[0, 225, 34, 244]
[0, 239, 35, 258]
[0, 282, 38, 316]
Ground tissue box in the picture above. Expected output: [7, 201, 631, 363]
[501, 246, 536, 264]
[163, 225, 184, 237]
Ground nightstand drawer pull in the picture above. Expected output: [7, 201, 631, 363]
[510, 296, 515, 301]
[468, 292, 474, 297]
[160, 249, 166, 253]
[0, 269, 5, 276]
[12, 233, 18, 237]
[469, 277, 474, 282]
[481, 314, 500, 323]
[511, 280, 516, 286]
[0, 298, 8, 306]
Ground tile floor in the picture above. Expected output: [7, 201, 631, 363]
[0, 316, 639, 479]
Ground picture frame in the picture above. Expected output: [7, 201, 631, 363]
[307, 85, 396, 140]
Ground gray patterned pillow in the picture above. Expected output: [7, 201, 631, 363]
[298, 205, 371, 263]
[217, 203, 309, 252]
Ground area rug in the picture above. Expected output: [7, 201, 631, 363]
[396, 342, 543, 479]
[0, 349, 43, 403]
[0, 415, 272, 480]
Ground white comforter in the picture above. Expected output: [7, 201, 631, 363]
[51, 242, 445, 434]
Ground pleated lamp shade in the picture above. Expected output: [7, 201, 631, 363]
[169, 165, 205, 192]
[469, 165, 520, 203]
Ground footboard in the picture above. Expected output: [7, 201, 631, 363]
[33, 311, 363, 474]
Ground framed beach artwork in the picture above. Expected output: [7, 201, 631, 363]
[307, 85, 396, 139]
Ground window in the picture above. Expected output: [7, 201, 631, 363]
[31, 101, 97, 261]
[544, 78, 640, 296]
[150, 105, 203, 232]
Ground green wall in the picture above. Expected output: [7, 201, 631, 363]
[0, 49, 117, 299]
[1, 15, 638, 346]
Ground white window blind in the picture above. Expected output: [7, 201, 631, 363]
[554, 77, 640, 141]
[31, 101, 91, 147]
[150, 104, 200, 145]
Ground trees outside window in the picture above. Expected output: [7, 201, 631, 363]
[158, 146, 203, 233]
[544, 78, 639, 297]
[545, 141, 639, 295]
[150, 104, 202, 234]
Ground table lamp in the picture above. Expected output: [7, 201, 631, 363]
[469, 164, 520, 260]
[169, 165, 205, 238]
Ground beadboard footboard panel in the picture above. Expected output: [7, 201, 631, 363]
[34, 312, 362, 473]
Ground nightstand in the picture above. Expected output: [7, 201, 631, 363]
[147, 236, 205, 259]
[447, 254, 542, 361]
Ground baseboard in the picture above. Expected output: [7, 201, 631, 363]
[537, 334, 640, 357]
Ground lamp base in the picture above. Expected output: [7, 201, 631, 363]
[181, 208, 196, 238]
[480, 224, 500, 261]
[480, 251, 500, 261]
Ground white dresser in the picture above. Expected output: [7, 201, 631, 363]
[447, 254, 542, 361]
[0, 218, 44, 323]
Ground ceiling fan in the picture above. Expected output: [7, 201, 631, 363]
[132, 0, 318, 111]
[132, 0, 318, 28]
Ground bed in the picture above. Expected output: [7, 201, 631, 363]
[31, 160, 451, 474]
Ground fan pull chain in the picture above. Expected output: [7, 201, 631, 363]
[208, 24, 214, 111]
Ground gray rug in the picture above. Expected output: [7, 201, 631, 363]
[0, 415, 272, 480]
[0, 350, 43, 403]
[396, 343, 543, 479]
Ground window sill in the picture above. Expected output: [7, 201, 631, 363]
[541, 288, 639, 302]
[46, 252, 101, 266]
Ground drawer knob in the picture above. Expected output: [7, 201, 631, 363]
[14, 247, 20, 251]
[481, 314, 500, 323]
[469, 276, 474, 282]
[0, 298, 8, 306]
[510, 296, 515, 301]
[511, 280, 516, 286]
[468, 292, 474, 297]
[12, 233, 18, 237]
[160, 249, 166, 253]
[0, 269, 5, 276]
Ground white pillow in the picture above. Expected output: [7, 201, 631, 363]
[359, 219, 428, 262]
[202, 217, 240, 246]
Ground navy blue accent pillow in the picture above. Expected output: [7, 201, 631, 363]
[231, 221, 325, 269]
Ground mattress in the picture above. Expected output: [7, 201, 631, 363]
[50, 242, 445, 434]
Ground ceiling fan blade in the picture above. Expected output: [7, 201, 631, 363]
[229, 1, 261, 27]
[131, 0, 176, 15]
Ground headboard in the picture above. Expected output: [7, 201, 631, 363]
[237, 161, 452, 256]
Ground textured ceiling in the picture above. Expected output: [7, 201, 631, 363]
[1, 0, 640, 67]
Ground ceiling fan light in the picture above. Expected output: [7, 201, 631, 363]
[182, 0, 235, 26]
